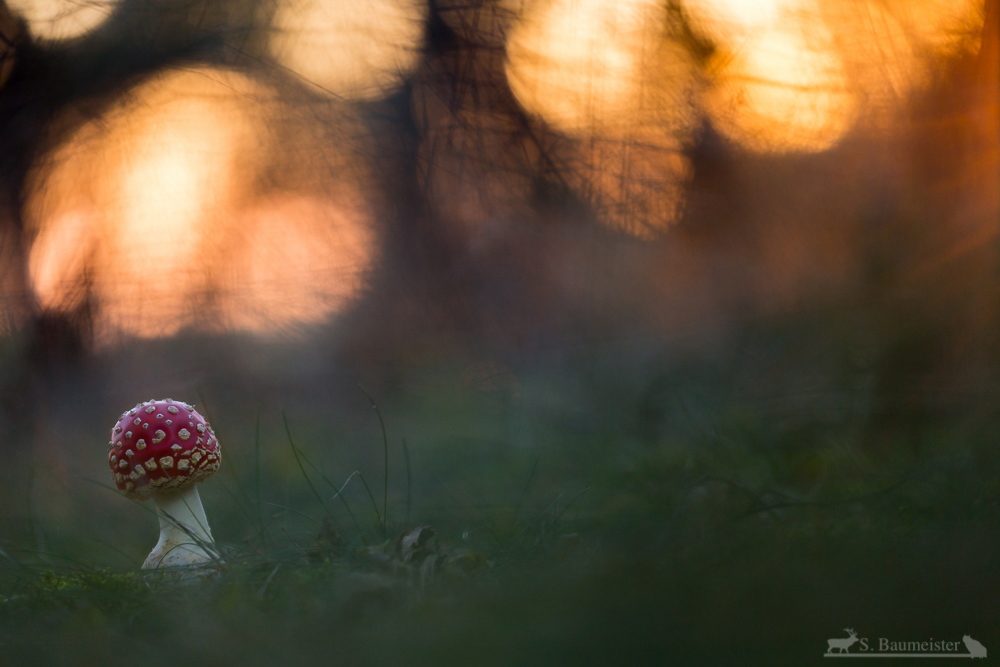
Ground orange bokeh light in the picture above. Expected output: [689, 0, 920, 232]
[704, 25, 858, 153]
[504, 0, 698, 234]
[687, 0, 986, 151]
[505, 0, 698, 138]
[267, 0, 427, 100]
[213, 195, 375, 336]
[25, 67, 375, 343]
[7, 0, 118, 41]
[894, 0, 985, 57]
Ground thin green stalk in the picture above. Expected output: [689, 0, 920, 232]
[258, 563, 280, 598]
[358, 385, 389, 537]
[294, 450, 370, 545]
[355, 472, 384, 533]
[255, 412, 264, 537]
[261, 501, 321, 524]
[402, 438, 412, 530]
[282, 411, 344, 534]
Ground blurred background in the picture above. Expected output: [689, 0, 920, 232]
[0, 0, 997, 660]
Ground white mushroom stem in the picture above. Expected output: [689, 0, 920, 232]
[143, 485, 220, 569]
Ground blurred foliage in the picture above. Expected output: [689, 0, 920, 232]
[0, 365, 997, 663]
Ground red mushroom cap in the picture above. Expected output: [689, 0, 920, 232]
[107, 399, 221, 500]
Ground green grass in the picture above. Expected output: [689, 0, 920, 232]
[0, 349, 998, 665]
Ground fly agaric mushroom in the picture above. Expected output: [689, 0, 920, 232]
[108, 399, 222, 569]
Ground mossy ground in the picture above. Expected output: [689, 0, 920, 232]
[0, 325, 998, 666]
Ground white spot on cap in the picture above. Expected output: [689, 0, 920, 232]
[178, 429, 191, 441]
[177, 459, 190, 471]
[142, 423, 149, 429]
[145, 406, 155, 414]
[171, 444, 182, 452]
[145, 459, 157, 471]
[125, 449, 134, 457]
[130, 408, 137, 416]
[152, 430, 166, 444]
[110, 455, 117, 464]
[189, 422, 194, 427]
[115, 441, 122, 449]
[125, 481, 134, 491]
[115, 425, 122, 434]
[136, 439, 146, 450]
[191, 451, 203, 463]
[156, 414, 164, 419]
[196, 437, 203, 445]
[119, 460, 128, 469]
[159, 457, 174, 469]
[133, 418, 141, 425]
[166, 420, 173, 425]
[168, 406, 179, 414]
[196, 424, 206, 434]
[125, 431, 133, 439]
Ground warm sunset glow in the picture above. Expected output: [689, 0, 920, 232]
[704, 26, 857, 153]
[504, 0, 697, 233]
[100, 72, 266, 336]
[687, 0, 987, 150]
[25, 67, 375, 343]
[268, 0, 427, 100]
[7, 0, 118, 41]
[822, 0, 985, 125]
[895, 0, 985, 57]
[215, 196, 374, 335]
[688, 0, 859, 153]
[819, 1, 923, 126]
[28, 212, 95, 313]
[505, 0, 698, 138]
[684, 0, 810, 43]
[26, 69, 267, 338]
[562, 131, 692, 238]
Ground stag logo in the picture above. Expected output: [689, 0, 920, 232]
[827, 628, 860, 654]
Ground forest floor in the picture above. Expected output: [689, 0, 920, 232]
[0, 331, 998, 666]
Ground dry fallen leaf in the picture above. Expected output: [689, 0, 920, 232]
[396, 525, 436, 564]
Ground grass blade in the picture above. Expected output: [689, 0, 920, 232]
[403, 438, 412, 530]
[255, 411, 263, 536]
[358, 385, 389, 537]
[282, 410, 344, 535]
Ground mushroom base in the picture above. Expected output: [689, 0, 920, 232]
[143, 485, 221, 569]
